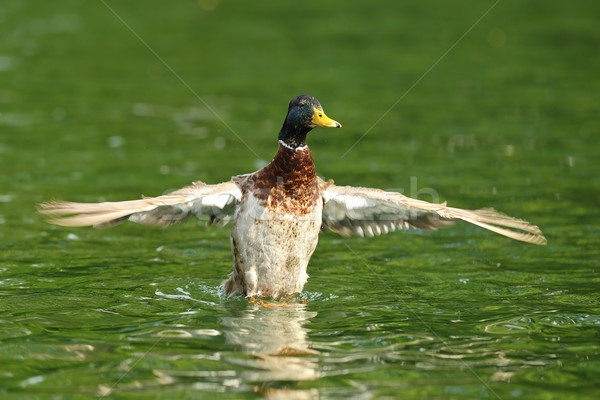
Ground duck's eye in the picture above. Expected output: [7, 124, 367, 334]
[318, 113, 323, 117]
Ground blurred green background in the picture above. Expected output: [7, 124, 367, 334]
[1, 1, 599, 399]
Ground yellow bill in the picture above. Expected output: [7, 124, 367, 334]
[312, 107, 342, 128]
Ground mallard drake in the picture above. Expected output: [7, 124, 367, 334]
[39, 95, 546, 298]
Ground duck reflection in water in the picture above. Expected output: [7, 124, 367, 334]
[220, 300, 319, 397]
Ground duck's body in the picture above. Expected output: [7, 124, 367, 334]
[226, 143, 322, 297]
[39, 95, 546, 298]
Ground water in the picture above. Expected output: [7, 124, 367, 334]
[1, 0, 599, 398]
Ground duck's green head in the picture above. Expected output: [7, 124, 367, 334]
[278, 95, 341, 148]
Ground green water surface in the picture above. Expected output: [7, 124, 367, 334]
[1, 1, 599, 399]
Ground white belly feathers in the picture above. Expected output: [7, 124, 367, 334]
[229, 191, 322, 298]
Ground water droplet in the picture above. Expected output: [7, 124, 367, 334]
[66, 233, 79, 240]
[107, 135, 124, 148]
[20, 375, 44, 387]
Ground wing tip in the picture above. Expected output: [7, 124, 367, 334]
[524, 231, 548, 246]
[37, 201, 68, 215]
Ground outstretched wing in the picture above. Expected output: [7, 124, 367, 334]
[319, 180, 546, 245]
[39, 181, 241, 228]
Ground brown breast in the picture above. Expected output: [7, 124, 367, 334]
[247, 144, 319, 216]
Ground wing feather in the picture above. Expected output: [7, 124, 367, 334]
[320, 180, 546, 245]
[38, 181, 241, 228]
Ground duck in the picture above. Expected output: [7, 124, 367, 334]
[39, 94, 547, 298]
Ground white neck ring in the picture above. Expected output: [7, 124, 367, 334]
[279, 140, 307, 151]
